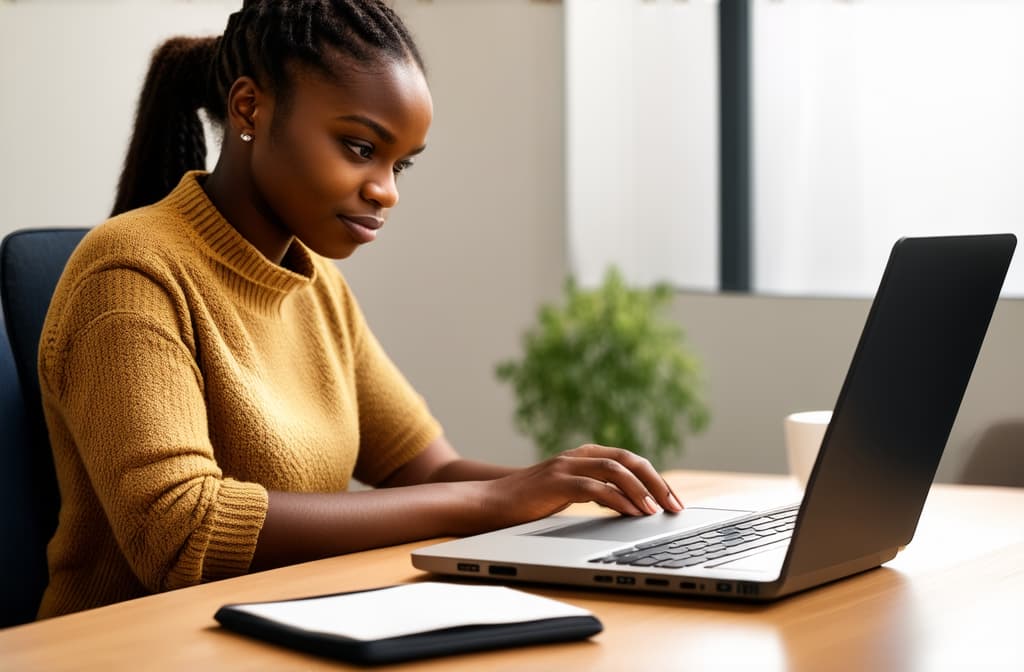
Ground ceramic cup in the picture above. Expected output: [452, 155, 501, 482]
[784, 410, 832, 489]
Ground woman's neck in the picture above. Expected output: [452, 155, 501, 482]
[202, 159, 294, 266]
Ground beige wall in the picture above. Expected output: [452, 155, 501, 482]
[668, 293, 1024, 484]
[342, 0, 570, 471]
[2, 1, 1020, 484]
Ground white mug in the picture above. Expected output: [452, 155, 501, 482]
[784, 410, 832, 489]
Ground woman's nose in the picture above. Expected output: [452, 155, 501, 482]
[362, 171, 399, 209]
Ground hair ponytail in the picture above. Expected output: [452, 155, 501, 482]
[111, 36, 219, 216]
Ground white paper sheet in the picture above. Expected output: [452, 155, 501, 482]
[230, 582, 593, 642]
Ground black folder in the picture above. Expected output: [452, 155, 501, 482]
[215, 583, 603, 665]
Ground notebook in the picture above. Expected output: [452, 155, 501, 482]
[215, 582, 603, 664]
[413, 234, 1017, 601]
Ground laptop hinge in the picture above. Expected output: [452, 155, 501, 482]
[776, 548, 899, 597]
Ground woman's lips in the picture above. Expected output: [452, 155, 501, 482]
[338, 214, 384, 244]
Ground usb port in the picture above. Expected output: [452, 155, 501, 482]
[716, 582, 732, 593]
[488, 564, 517, 577]
[594, 575, 613, 583]
[680, 581, 697, 590]
[645, 578, 669, 587]
[616, 576, 636, 585]
[456, 563, 479, 573]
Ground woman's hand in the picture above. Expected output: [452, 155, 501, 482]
[471, 444, 684, 531]
[252, 440, 683, 569]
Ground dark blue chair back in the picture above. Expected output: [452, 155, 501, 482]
[0, 227, 89, 628]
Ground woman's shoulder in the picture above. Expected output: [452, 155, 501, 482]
[48, 201, 198, 331]
[40, 206, 198, 375]
[78, 211, 175, 263]
[74, 172, 215, 271]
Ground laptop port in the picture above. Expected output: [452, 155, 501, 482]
[645, 578, 669, 587]
[594, 575, 613, 583]
[716, 582, 733, 593]
[616, 576, 636, 585]
[680, 581, 697, 590]
[456, 563, 479, 573]
[488, 564, 517, 577]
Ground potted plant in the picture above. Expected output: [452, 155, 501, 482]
[496, 267, 710, 469]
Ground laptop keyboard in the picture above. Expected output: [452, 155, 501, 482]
[588, 506, 799, 569]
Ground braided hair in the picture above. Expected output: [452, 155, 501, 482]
[111, 0, 423, 216]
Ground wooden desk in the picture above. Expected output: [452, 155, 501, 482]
[2, 471, 1022, 671]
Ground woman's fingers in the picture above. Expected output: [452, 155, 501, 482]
[565, 476, 645, 516]
[561, 444, 684, 514]
[550, 455, 657, 515]
[561, 446, 688, 514]
[483, 445, 686, 526]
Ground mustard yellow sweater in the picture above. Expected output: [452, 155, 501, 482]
[37, 172, 442, 618]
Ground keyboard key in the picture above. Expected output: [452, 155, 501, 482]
[659, 556, 705, 569]
[706, 533, 792, 563]
[636, 538, 674, 550]
[669, 537, 699, 548]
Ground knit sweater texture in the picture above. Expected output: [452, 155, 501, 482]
[36, 171, 442, 618]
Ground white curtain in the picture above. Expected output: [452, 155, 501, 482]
[568, 0, 1024, 297]
[566, 0, 719, 290]
[754, 0, 1024, 296]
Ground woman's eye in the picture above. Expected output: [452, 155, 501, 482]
[343, 139, 374, 159]
[393, 159, 415, 176]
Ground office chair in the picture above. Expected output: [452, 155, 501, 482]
[0, 227, 89, 628]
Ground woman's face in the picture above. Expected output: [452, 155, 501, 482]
[249, 56, 433, 260]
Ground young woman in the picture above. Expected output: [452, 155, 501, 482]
[37, 0, 683, 619]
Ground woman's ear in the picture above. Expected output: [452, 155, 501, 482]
[226, 76, 265, 142]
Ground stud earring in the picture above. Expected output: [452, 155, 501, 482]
[240, 132, 254, 143]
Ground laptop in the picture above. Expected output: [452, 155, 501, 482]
[413, 234, 1017, 601]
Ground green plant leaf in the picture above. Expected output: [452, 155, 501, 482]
[494, 266, 711, 468]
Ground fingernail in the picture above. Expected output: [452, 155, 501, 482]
[644, 495, 660, 514]
[668, 493, 684, 511]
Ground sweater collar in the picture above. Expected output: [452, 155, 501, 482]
[165, 171, 317, 308]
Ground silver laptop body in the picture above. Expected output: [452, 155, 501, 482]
[413, 234, 1016, 601]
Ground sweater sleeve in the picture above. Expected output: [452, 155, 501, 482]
[42, 270, 268, 592]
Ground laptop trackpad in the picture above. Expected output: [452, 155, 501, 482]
[528, 507, 750, 543]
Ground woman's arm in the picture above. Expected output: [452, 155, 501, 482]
[251, 436, 684, 571]
[250, 480, 481, 570]
[379, 435, 517, 484]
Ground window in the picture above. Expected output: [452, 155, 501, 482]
[566, 0, 719, 291]
[567, 0, 1024, 296]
